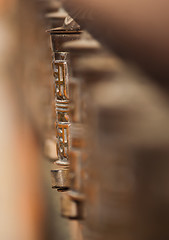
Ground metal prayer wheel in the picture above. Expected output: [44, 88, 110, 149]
[49, 27, 81, 191]
[52, 51, 70, 166]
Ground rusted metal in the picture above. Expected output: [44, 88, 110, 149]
[48, 27, 82, 191]
[52, 51, 70, 166]
[50, 29, 81, 165]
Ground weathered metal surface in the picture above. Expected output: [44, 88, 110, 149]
[48, 28, 82, 191]
[51, 169, 70, 190]
[53, 52, 70, 166]
[50, 31, 81, 166]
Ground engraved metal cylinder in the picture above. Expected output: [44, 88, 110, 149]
[50, 29, 81, 166]
[53, 52, 70, 166]
[49, 29, 81, 190]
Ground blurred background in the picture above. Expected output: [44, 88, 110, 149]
[1, 0, 169, 240]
